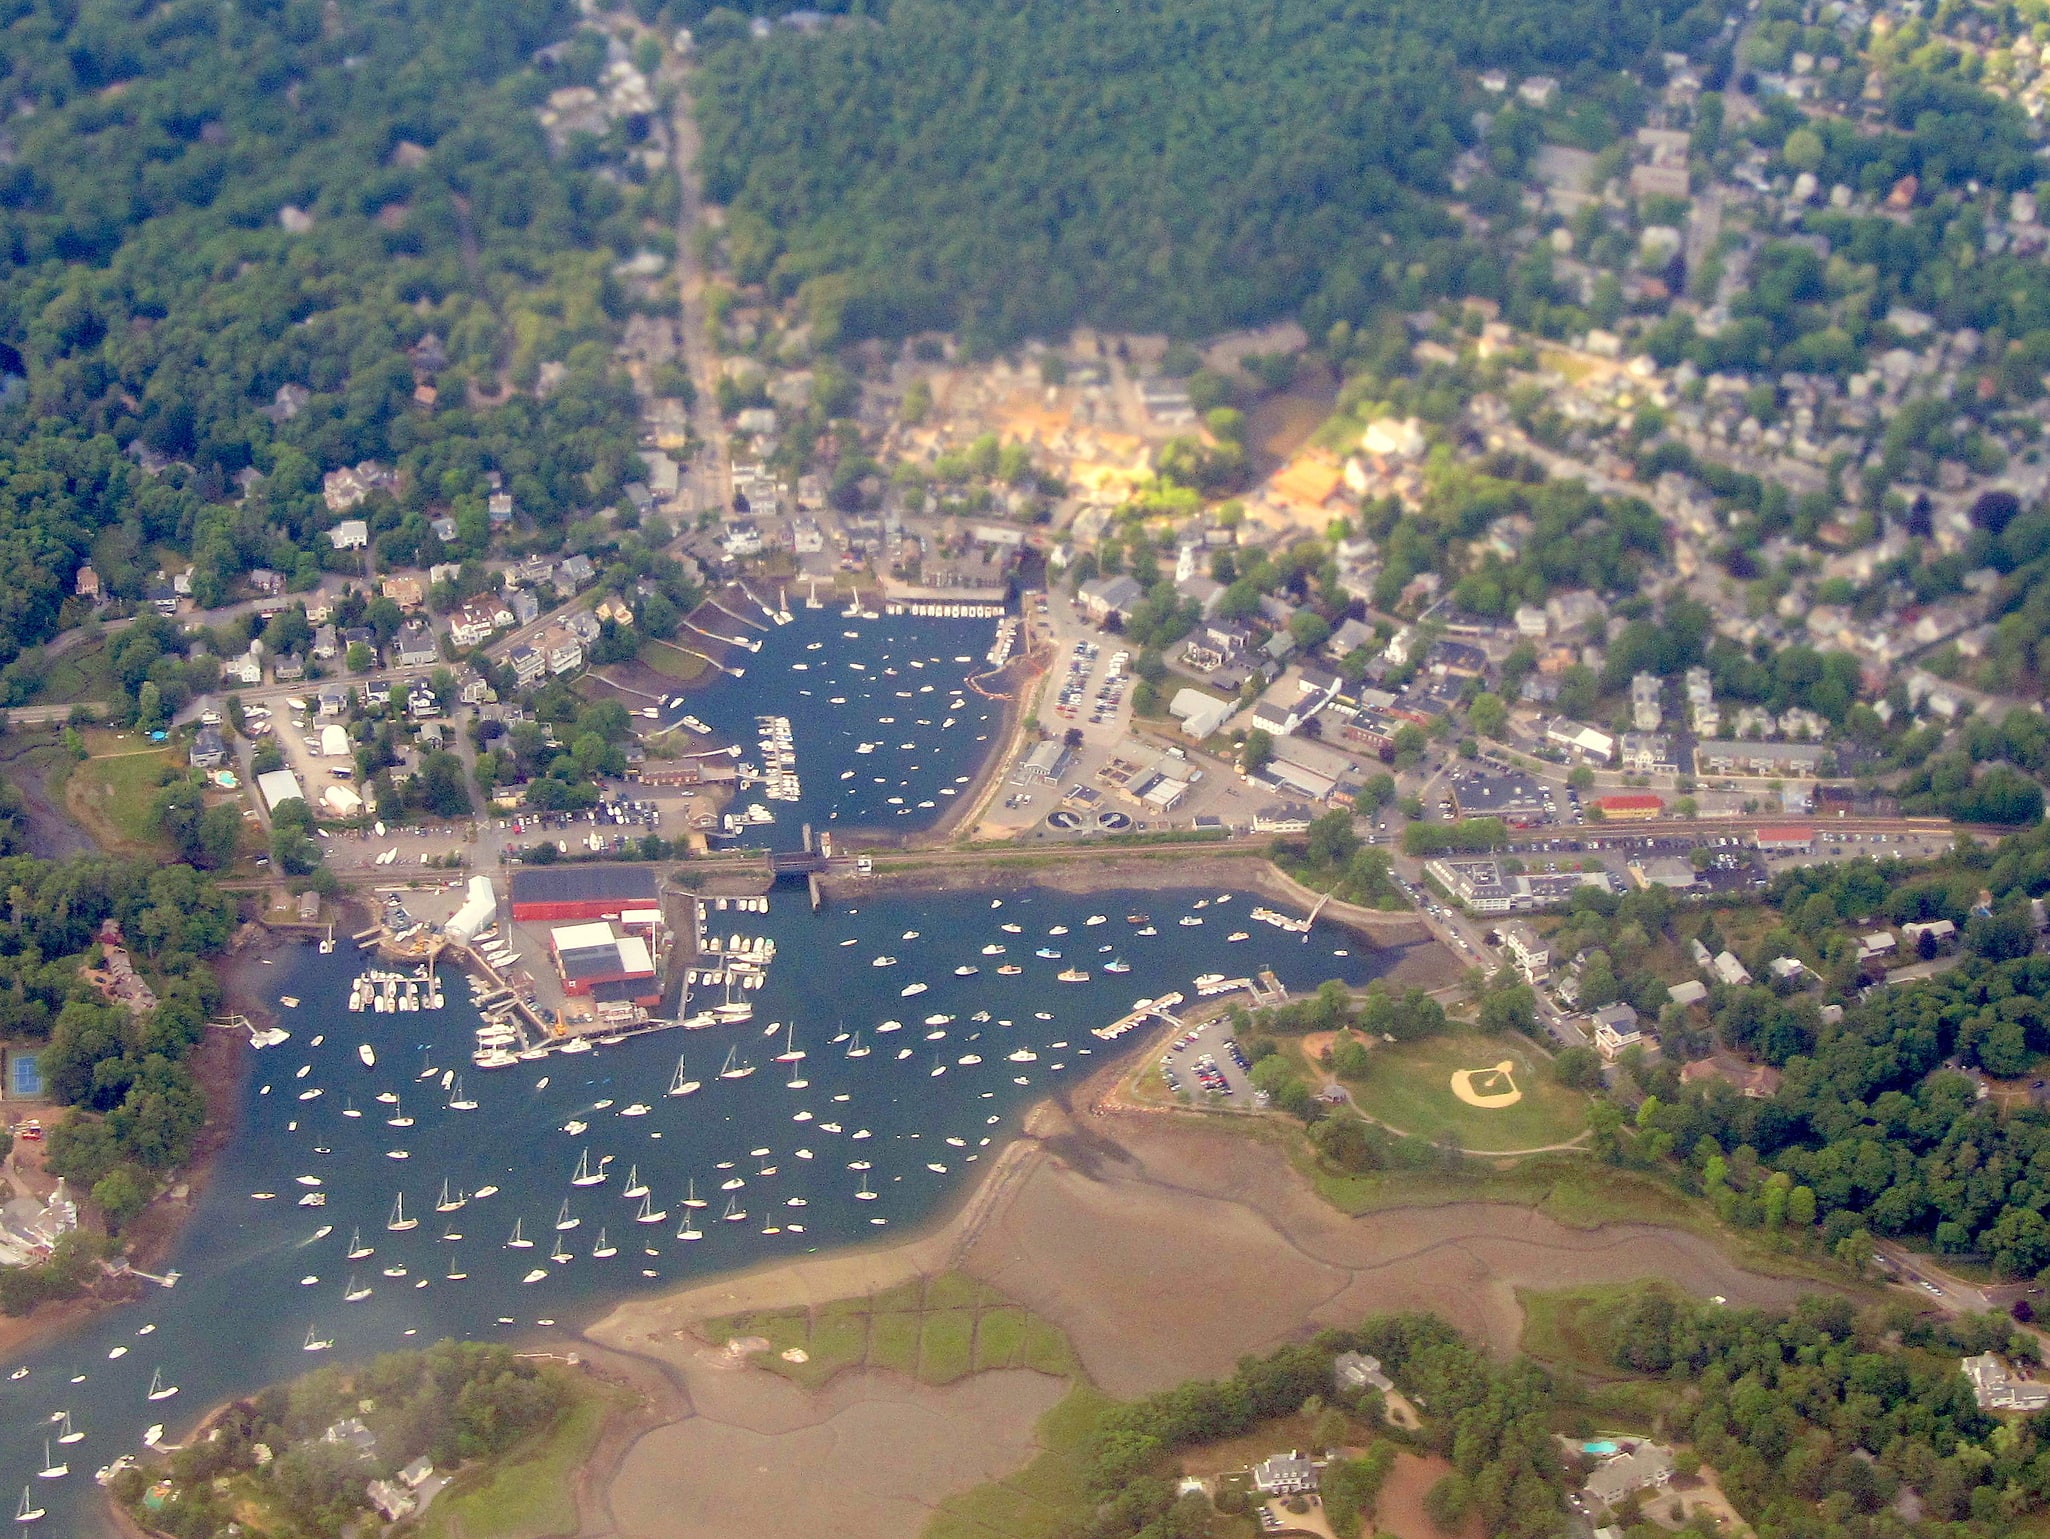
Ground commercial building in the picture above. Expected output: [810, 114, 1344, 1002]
[509, 865, 661, 923]
[1963, 1354, 2050, 1412]
[548, 921, 658, 1003]
[1753, 825, 1815, 856]
[1593, 794, 1664, 821]
[257, 769, 305, 813]
[1545, 718, 1615, 764]
[1451, 773, 1550, 826]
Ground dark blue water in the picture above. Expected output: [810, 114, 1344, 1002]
[674, 605, 1002, 848]
[0, 885, 1385, 1532]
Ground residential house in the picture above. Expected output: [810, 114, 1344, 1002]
[562, 610, 602, 645]
[1618, 732, 1675, 774]
[366, 1479, 416, 1522]
[512, 589, 541, 627]
[407, 682, 439, 719]
[1252, 1454, 1319, 1497]
[1695, 740, 1827, 777]
[189, 724, 226, 770]
[560, 554, 597, 590]
[1591, 1002, 1646, 1060]
[516, 555, 555, 588]
[393, 619, 438, 668]
[1712, 950, 1753, 986]
[1581, 1442, 1673, 1509]
[509, 645, 546, 685]
[1963, 1354, 2050, 1412]
[247, 568, 285, 597]
[449, 602, 502, 649]
[455, 667, 491, 706]
[1668, 979, 1709, 1006]
[1332, 1351, 1394, 1395]
[224, 648, 263, 687]
[488, 492, 514, 527]
[1630, 672, 1663, 731]
[272, 652, 305, 683]
[1514, 604, 1549, 638]
[381, 575, 426, 610]
[1184, 620, 1252, 672]
[74, 566, 101, 602]
[544, 630, 584, 675]
[317, 686, 349, 718]
[1545, 589, 1606, 635]
[429, 515, 458, 543]
[1500, 921, 1550, 980]
[311, 624, 339, 660]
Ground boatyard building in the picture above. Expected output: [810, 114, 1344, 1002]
[549, 921, 659, 1004]
[510, 865, 661, 923]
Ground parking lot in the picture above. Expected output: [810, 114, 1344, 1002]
[1157, 1012, 1257, 1108]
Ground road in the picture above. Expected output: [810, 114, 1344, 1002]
[669, 66, 728, 520]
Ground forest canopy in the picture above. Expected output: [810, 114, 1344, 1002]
[0, 0, 663, 680]
[695, 0, 1723, 347]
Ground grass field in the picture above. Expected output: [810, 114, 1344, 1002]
[1334, 1029, 1590, 1151]
[416, 1374, 619, 1539]
[701, 1271, 1078, 1392]
[63, 730, 176, 855]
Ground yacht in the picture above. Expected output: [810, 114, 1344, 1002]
[357, 1044, 376, 1068]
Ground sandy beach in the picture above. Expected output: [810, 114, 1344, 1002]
[584, 1099, 1828, 1539]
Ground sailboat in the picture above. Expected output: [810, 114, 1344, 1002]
[346, 1228, 373, 1260]
[555, 1199, 579, 1231]
[773, 1023, 806, 1063]
[634, 1192, 667, 1225]
[549, 1235, 572, 1264]
[506, 1220, 533, 1249]
[35, 1442, 64, 1480]
[386, 1194, 416, 1232]
[449, 1077, 477, 1111]
[570, 1151, 606, 1187]
[855, 1172, 877, 1201]
[436, 1180, 464, 1213]
[343, 1275, 372, 1302]
[386, 1096, 413, 1128]
[342, 1097, 362, 1118]
[445, 1260, 468, 1282]
[16, 1485, 44, 1523]
[717, 1046, 755, 1080]
[683, 1178, 706, 1209]
[622, 1165, 649, 1199]
[667, 1057, 700, 1097]
[146, 1369, 178, 1402]
[53, 1414, 80, 1447]
[677, 1209, 703, 1240]
[302, 1327, 332, 1353]
[846, 1032, 870, 1059]
[522, 1266, 549, 1284]
[591, 1228, 617, 1259]
[721, 1195, 747, 1223]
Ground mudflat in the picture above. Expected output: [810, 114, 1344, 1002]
[588, 1105, 1827, 1539]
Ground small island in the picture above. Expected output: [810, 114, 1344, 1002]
[111, 1341, 615, 1539]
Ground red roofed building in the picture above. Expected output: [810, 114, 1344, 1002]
[1593, 794, 1664, 822]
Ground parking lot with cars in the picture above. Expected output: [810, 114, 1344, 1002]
[1157, 1013, 1258, 1107]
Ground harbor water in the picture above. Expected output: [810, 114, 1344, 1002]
[0, 884, 1389, 1533]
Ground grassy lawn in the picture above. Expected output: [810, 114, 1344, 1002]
[700, 1270, 1075, 1393]
[1334, 1028, 1589, 1151]
[63, 730, 176, 855]
[416, 1375, 619, 1539]
[637, 637, 711, 682]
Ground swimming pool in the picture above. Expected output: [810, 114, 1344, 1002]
[1583, 1440, 1619, 1456]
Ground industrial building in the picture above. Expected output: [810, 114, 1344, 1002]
[548, 921, 659, 1004]
[509, 866, 662, 923]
